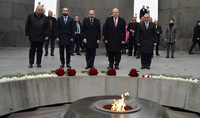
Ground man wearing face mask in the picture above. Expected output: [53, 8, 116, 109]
[25, 6, 49, 68]
[82, 10, 101, 69]
[56, 7, 75, 68]
[165, 19, 177, 58]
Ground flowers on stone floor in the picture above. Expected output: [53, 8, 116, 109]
[142, 73, 199, 83]
[81, 67, 98, 75]
[51, 68, 66, 76]
[128, 68, 139, 77]
[66, 68, 76, 76]
[101, 68, 116, 76]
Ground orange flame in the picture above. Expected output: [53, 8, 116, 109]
[111, 92, 129, 111]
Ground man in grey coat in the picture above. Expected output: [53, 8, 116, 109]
[165, 19, 177, 58]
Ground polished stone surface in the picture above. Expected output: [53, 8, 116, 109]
[64, 96, 169, 118]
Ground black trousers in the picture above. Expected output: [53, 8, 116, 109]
[59, 45, 71, 64]
[45, 32, 55, 54]
[129, 43, 138, 56]
[85, 48, 96, 67]
[141, 53, 152, 67]
[108, 51, 121, 66]
[166, 43, 174, 57]
[29, 41, 44, 65]
[74, 34, 81, 54]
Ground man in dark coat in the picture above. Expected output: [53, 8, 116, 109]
[139, 5, 148, 18]
[45, 10, 56, 56]
[72, 16, 82, 55]
[56, 7, 75, 68]
[127, 17, 138, 56]
[154, 20, 162, 56]
[25, 6, 49, 68]
[104, 8, 126, 69]
[82, 10, 101, 69]
[189, 20, 200, 54]
[137, 13, 157, 69]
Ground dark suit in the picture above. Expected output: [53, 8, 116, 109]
[56, 16, 75, 64]
[104, 17, 126, 67]
[155, 25, 162, 55]
[25, 12, 49, 65]
[71, 21, 82, 54]
[127, 22, 138, 56]
[137, 21, 157, 67]
[45, 16, 56, 55]
[140, 8, 148, 18]
[82, 17, 101, 67]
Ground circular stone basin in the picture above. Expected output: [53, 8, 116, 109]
[94, 99, 142, 113]
[64, 96, 170, 118]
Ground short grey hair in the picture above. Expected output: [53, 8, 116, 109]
[144, 13, 150, 17]
[112, 8, 119, 13]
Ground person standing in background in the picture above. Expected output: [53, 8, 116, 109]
[73, 16, 82, 56]
[56, 7, 75, 68]
[165, 19, 177, 58]
[154, 20, 162, 56]
[127, 17, 138, 56]
[139, 5, 147, 18]
[25, 6, 49, 68]
[45, 10, 56, 56]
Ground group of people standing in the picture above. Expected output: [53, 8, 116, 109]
[25, 5, 199, 70]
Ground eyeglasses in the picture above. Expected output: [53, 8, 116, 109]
[144, 17, 149, 18]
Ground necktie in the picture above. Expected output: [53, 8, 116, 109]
[77, 23, 80, 33]
[91, 19, 93, 25]
[114, 18, 117, 28]
[65, 17, 67, 24]
[146, 22, 148, 29]
[50, 19, 52, 31]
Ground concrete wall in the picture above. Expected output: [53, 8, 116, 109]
[158, 0, 200, 51]
[0, 0, 34, 47]
[0, 76, 200, 116]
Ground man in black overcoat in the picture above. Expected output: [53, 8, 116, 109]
[127, 17, 138, 56]
[137, 13, 157, 69]
[139, 5, 148, 18]
[56, 7, 75, 68]
[25, 6, 49, 68]
[104, 8, 126, 69]
[82, 10, 101, 69]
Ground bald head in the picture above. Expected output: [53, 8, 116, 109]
[112, 8, 119, 18]
[36, 6, 43, 15]
[88, 10, 95, 18]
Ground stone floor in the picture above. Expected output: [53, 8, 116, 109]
[0, 47, 200, 118]
[4, 104, 200, 118]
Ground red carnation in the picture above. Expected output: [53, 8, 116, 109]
[142, 75, 145, 78]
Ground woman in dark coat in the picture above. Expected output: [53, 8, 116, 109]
[189, 20, 200, 54]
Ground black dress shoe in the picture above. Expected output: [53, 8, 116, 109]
[156, 54, 160, 56]
[51, 54, 54, 56]
[67, 64, 71, 68]
[171, 56, 174, 59]
[29, 64, 33, 68]
[189, 52, 194, 55]
[128, 54, 132, 56]
[166, 56, 169, 58]
[107, 65, 113, 69]
[85, 66, 90, 69]
[141, 66, 145, 69]
[115, 65, 119, 70]
[70, 53, 74, 56]
[60, 64, 64, 68]
[136, 57, 140, 59]
[146, 66, 150, 69]
[77, 53, 81, 55]
[45, 53, 48, 56]
[37, 64, 42, 68]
